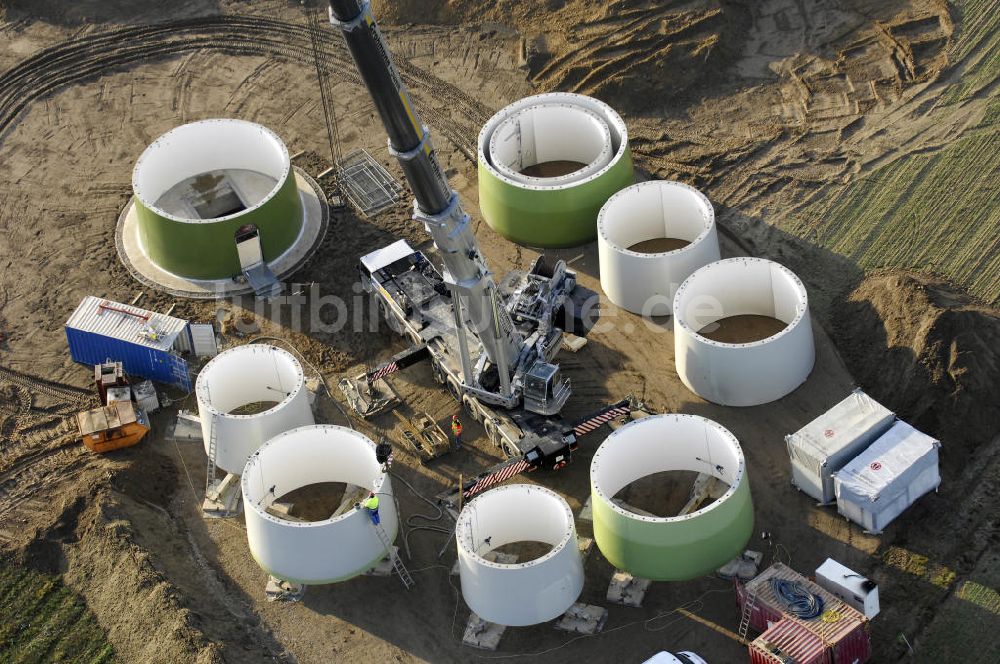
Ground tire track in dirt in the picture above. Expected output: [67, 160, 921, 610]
[0, 15, 489, 160]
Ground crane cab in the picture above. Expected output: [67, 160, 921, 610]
[522, 361, 571, 416]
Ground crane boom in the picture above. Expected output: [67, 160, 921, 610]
[328, 0, 523, 381]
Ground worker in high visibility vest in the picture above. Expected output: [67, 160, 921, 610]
[451, 414, 463, 451]
[362, 492, 380, 525]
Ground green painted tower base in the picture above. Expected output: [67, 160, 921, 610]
[590, 414, 755, 581]
[117, 120, 328, 298]
[477, 93, 634, 248]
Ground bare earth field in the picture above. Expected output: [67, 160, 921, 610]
[0, 1, 998, 663]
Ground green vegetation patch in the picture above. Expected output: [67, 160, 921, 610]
[915, 591, 1000, 663]
[786, 127, 1000, 304]
[777, 1, 1000, 304]
[0, 564, 114, 664]
[939, 0, 1000, 105]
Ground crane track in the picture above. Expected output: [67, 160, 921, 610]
[0, 444, 91, 524]
[0, 366, 91, 403]
[0, 15, 488, 160]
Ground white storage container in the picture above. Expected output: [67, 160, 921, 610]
[834, 421, 940, 533]
[785, 388, 895, 503]
[815, 557, 880, 618]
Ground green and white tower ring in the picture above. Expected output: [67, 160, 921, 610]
[116, 119, 328, 298]
[478, 93, 634, 247]
[590, 414, 754, 581]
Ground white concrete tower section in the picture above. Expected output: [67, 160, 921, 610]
[196, 344, 314, 474]
[132, 119, 293, 224]
[673, 257, 815, 406]
[598, 181, 720, 315]
[456, 484, 584, 626]
[242, 425, 397, 584]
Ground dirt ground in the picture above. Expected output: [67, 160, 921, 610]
[1, 0, 998, 663]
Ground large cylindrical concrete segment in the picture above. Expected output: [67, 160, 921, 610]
[242, 425, 397, 584]
[673, 257, 815, 406]
[132, 119, 303, 279]
[456, 484, 584, 626]
[598, 181, 720, 315]
[590, 414, 754, 581]
[478, 92, 634, 247]
[196, 345, 314, 474]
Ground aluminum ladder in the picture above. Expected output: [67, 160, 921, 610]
[205, 413, 218, 497]
[738, 581, 758, 642]
[372, 522, 414, 589]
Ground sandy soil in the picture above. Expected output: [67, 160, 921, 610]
[519, 160, 588, 178]
[614, 470, 719, 518]
[698, 315, 790, 343]
[1, 1, 998, 663]
[627, 238, 692, 253]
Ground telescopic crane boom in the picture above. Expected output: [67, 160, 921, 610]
[329, 0, 523, 388]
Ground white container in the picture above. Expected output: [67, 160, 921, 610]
[834, 421, 940, 534]
[815, 557, 879, 618]
[785, 389, 895, 503]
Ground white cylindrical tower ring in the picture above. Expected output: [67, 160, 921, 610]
[196, 344, 314, 474]
[673, 257, 815, 406]
[242, 425, 397, 584]
[598, 180, 720, 315]
[456, 484, 584, 626]
[132, 119, 292, 224]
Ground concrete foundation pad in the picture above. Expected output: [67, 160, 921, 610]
[717, 550, 763, 581]
[305, 377, 322, 405]
[579, 496, 594, 522]
[607, 570, 651, 607]
[462, 613, 506, 650]
[554, 603, 608, 634]
[265, 576, 304, 602]
[165, 410, 203, 442]
[202, 473, 242, 518]
[264, 501, 305, 522]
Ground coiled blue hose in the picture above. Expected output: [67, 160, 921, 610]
[771, 578, 825, 619]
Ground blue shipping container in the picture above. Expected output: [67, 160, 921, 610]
[65, 296, 192, 390]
